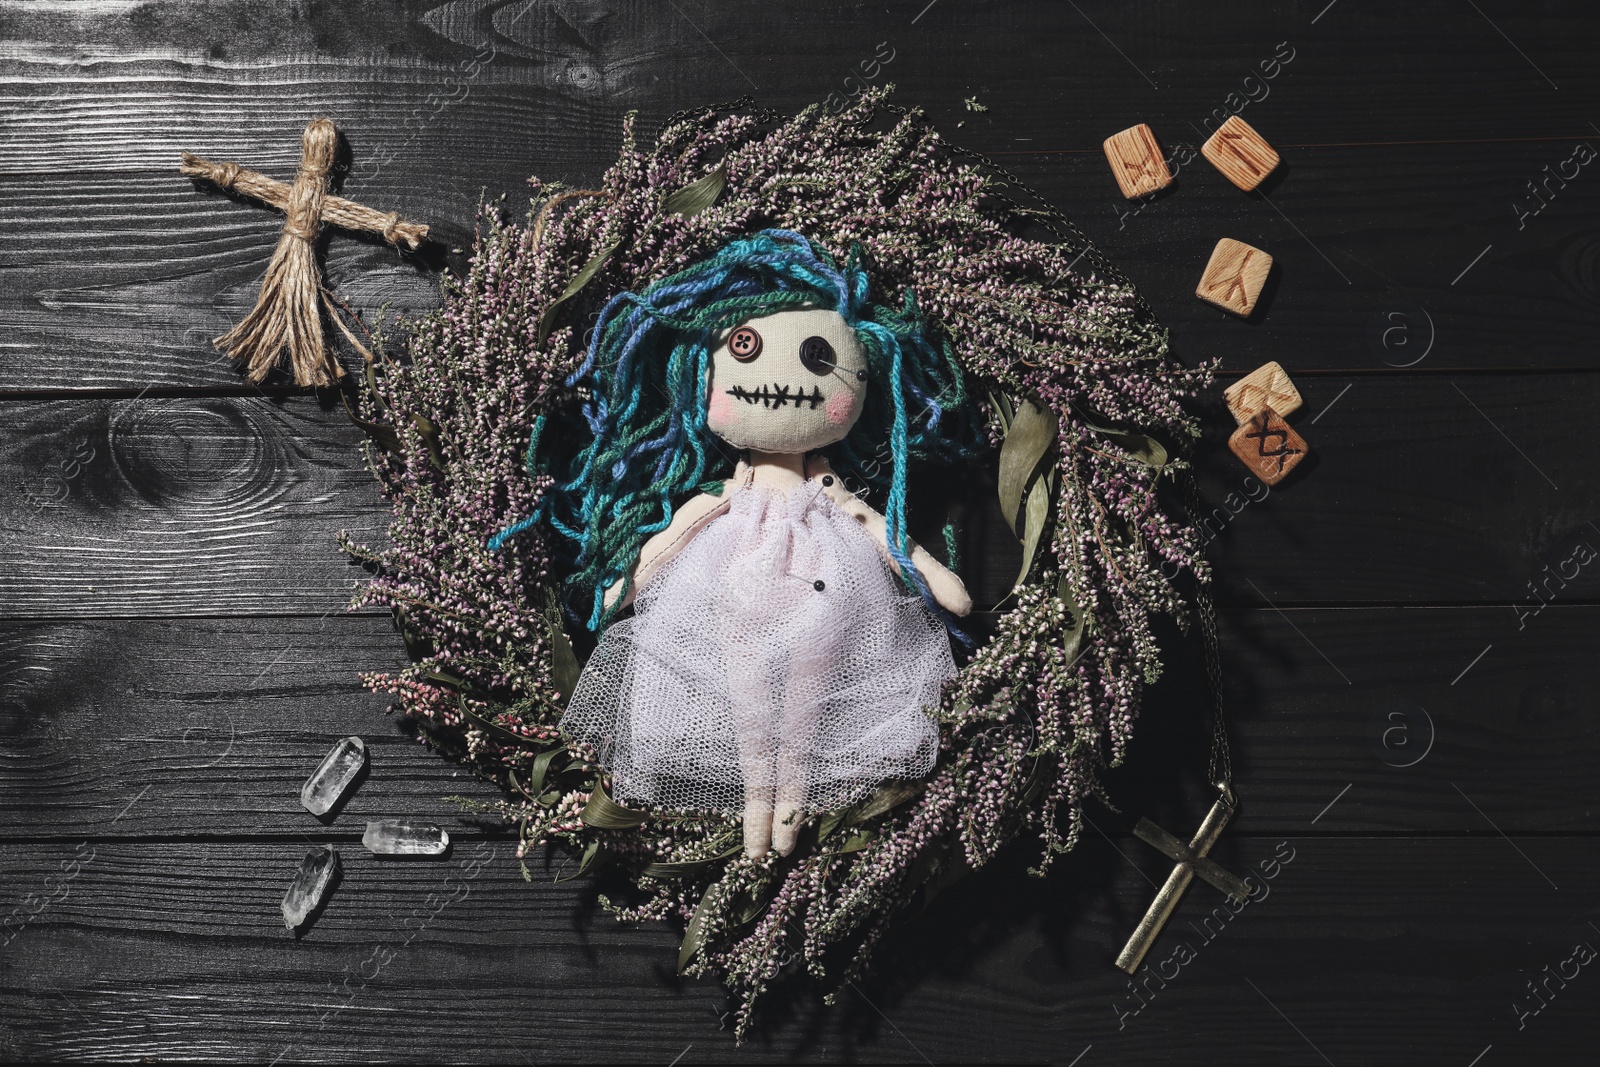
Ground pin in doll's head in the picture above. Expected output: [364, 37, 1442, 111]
[706, 308, 868, 453]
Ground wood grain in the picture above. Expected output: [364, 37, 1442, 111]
[0, 836, 1591, 1063]
[5, 136, 1600, 392]
[0, 397, 384, 617]
[2, 373, 1596, 616]
[3, 1, 1597, 1061]
[0, 617, 506, 839]
[2, 607, 1596, 839]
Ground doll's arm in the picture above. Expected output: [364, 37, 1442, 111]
[811, 457, 973, 617]
[602, 465, 744, 610]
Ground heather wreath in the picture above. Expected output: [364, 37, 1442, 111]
[341, 87, 1211, 1035]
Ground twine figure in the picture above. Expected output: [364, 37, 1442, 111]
[180, 117, 429, 387]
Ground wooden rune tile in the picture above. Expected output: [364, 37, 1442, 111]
[1103, 123, 1173, 199]
[1201, 114, 1280, 191]
[1228, 406, 1308, 486]
[1225, 360, 1303, 424]
[1196, 237, 1272, 317]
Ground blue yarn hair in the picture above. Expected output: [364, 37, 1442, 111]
[493, 229, 979, 632]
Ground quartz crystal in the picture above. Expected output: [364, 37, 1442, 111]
[281, 846, 339, 929]
[362, 819, 450, 856]
[300, 736, 366, 816]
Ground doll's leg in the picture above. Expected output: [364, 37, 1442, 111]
[728, 664, 778, 858]
[770, 663, 828, 856]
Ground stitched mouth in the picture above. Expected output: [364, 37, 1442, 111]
[727, 383, 825, 410]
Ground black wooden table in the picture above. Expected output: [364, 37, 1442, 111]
[3, 2, 1596, 1062]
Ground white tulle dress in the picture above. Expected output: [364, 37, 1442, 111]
[560, 474, 953, 814]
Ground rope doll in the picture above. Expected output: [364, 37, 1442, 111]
[502, 230, 980, 859]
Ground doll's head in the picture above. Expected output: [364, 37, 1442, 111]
[507, 229, 978, 629]
[705, 306, 868, 453]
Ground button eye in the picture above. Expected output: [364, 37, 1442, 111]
[799, 335, 836, 375]
[728, 326, 762, 361]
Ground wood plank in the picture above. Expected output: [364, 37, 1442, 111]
[0, 835, 1591, 1062]
[0, 616, 505, 839]
[1, 0, 1596, 175]
[0, 396, 383, 617]
[2, 606, 1595, 838]
[3, 140, 1597, 391]
[2, 374, 1595, 615]
[0, 1, 1597, 390]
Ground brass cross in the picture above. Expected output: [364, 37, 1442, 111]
[1115, 783, 1250, 973]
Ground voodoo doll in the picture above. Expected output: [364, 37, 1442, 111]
[517, 230, 976, 858]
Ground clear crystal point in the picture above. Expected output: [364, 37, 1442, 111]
[362, 819, 450, 856]
[300, 736, 366, 816]
[282, 846, 339, 929]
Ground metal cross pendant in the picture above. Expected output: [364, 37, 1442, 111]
[1116, 783, 1250, 973]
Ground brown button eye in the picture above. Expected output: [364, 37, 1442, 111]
[799, 335, 836, 375]
[728, 326, 762, 361]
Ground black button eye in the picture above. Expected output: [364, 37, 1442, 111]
[728, 326, 762, 361]
[799, 335, 836, 375]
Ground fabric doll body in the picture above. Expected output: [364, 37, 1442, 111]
[564, 453, 963, 856]
[561, 304, 972, 858]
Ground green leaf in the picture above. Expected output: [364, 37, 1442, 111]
[845, 779, 927, 826]
[835, 829, 875, 854]
[410, 412, 446, 471]
[662, 166, 727, 217]
[555, 839, 604, 883]
[424, 669, 476, 693]
[678, 884, 718, 973]
[1077, 410, 1169, 468]
[641, 841, 743, 880]
[987, 389, 1015, 434]
[363, 357, 390, 417]
[816, 808, 848, 841]
[536, 238, 621, 343]
[525, 745, 565, 797]
[542, 588, 581, 702]
[341, 392, 402, 453]
[1056, 573, 1088, 664]
[449, 693, 554, 751]
[580, 778, 648, 830]
[1012, 467, 1055, 592]
[730, 883, 774, 926]
[997, 395, 1059, 535]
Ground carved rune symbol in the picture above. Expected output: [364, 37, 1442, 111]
[1212, 250, 1257, 307]
[1220, 130, 1261, 176]
[1245, 410, 1303, 472]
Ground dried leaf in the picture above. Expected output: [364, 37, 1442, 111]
[836, 830, 875, 854]
[988, 389, 1016, 433]
[580, 778, 648, 830]
[543, 588, 581, 702]
[451, 694, 547, 750]
[340, 391, 402, 453]
[1078, 410, 1168, 468]
[845, 779, 927, 826]
[524, 746, 564, 797]
[536, 238, 621, 343]
[730, 884, 774, 926]
[642, 841, 743, 880]
[997, 395, 1059, 534]
[678, 884, 717, 973]
[1056, 573, 1087, 664]
[410, 412, 446, 471]
[1012, 467, 1055, 591]
[662, 166, 727, 217]
[554, 839, 604, 883]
